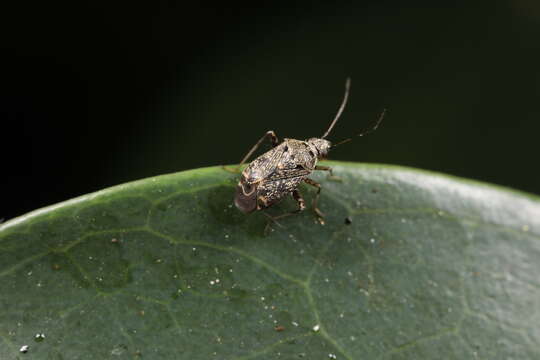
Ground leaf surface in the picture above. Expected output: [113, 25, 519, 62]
[1, 162, 539, 359]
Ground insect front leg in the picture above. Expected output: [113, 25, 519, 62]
[304, 178, 325, 224]
[315, 165, 342, 181]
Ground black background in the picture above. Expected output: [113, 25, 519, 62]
[2, 1, 539, 221]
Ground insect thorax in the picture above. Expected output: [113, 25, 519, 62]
[306, 138, 331, 158]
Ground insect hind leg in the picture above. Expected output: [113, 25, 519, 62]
[240, 130, 279, 165]
[263, 190, 306, 234]
[275, 190, 306, 219]
[223, 130, 279, 174]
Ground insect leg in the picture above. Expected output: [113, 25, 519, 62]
[315, 165, 342, 181]
[267, 190, 307, 220]
[262, 212, 284, 235]
[262, 190, 306, 234]
[304, 178, 325, 224]
[276, 190, 306, 218]
[239, 131, 279, 165]
[224, 131, 279, 173]
[291, 189, 306, 211]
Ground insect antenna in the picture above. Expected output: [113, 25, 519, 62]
[321, 78, 351, 139]
[332, 108, 386, 148]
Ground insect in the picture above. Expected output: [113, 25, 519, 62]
[233, 78, 385, 224]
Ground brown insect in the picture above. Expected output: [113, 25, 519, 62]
[233, 78, 385, 224]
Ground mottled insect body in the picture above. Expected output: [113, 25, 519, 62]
[233, 78, 384, 223]
[235, 138, 329, 213]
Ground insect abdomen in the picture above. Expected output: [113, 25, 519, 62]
[234, 180, 258, 213]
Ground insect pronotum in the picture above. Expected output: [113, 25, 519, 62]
[233, 78, 385, 224]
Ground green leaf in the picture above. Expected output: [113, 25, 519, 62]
[1, 162, 539, 359]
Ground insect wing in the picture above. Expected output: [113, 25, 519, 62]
[268, 167, 310, 181]
[244, 144, 286, 182]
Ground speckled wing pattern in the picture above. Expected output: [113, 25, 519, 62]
[250, 139, 318, 209]
[243, 143, 286, 183]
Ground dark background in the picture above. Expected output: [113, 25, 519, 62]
[1, 1, 539, 221]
